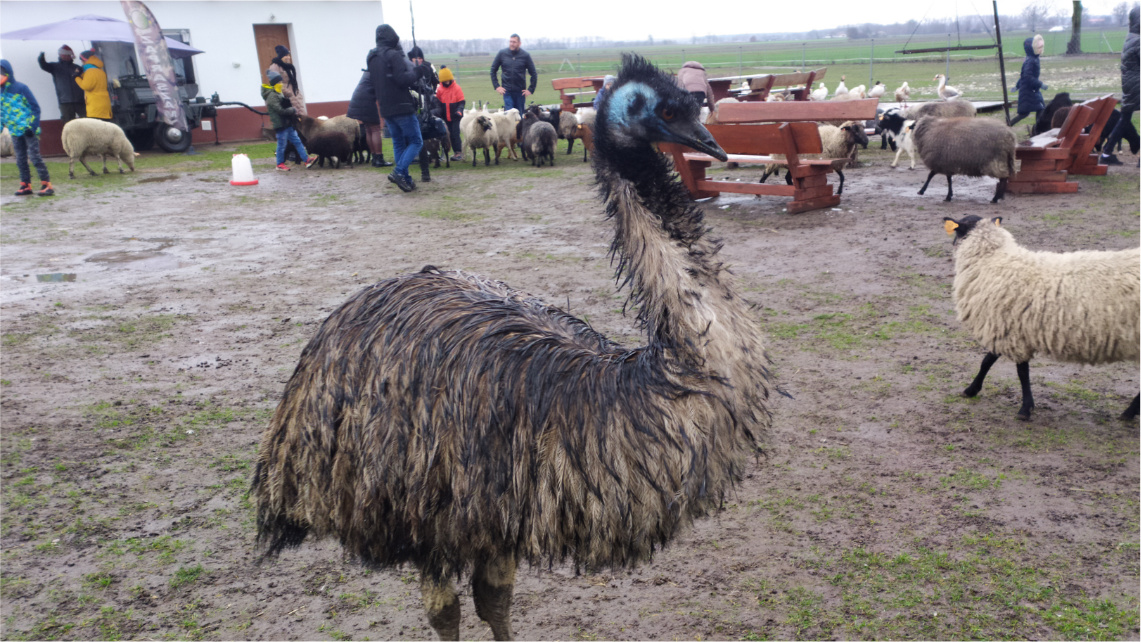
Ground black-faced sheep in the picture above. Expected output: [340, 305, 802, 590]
[759, 121, 868, 194]
[913, 116, 1016, 203]
[943, 215, 1140, 421]
[523, 118, 557, 167]
[306, 130, 353, 169]
[460, 106, 499, 166]
[60, 118, 136, 179]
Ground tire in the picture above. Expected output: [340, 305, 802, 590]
[154, 123, 191, 153]
[127, 128, 154, 152]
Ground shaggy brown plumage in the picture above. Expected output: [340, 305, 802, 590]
[252, 54, 774, 641]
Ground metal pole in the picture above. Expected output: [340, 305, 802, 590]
[738, 46, 742, 76]
[802, 43, 805, 71]
[946, 33, 951, 78]
[994, 1, 1012, 125]
[869, 39, 874, 86]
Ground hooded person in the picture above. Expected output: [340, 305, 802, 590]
[268, 44, 307, 117]
[1, 59, 54, 196]
[367, 24, 427, 192]
[346, 70, 393, 168]
[593, 74, 616, 109]
[74, 49, 111, 120]
[37, 45, 86, 122]
[1101, 5, 1140, 165]
[677, 61, 715, 106]
[435, 66, 465, 161]
[1010, 35, 1047, 127]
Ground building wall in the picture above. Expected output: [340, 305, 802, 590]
[1, 0, 383, 153]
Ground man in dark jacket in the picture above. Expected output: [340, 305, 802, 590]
[1010, 35, 1046, 127]
[368, 24, 426, 192]
[37, 45, 85, 123]
[1101, 5, 1140, 165]
[490, 34, 537, 114]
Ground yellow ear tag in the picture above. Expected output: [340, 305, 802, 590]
[992, 217, 1002, 227]
[944, 220, 959, 236]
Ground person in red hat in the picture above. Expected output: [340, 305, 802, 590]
[37, 45, 86, 123]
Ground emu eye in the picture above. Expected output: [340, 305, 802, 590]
[660, 107, 676, 121]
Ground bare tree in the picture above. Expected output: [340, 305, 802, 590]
[1022, 1, 1051, 32]
[1066, 1, 1082, 54]
[1113, 1, 1130, 25]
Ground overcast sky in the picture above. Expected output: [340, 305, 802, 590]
[387, 0, 1127, 42]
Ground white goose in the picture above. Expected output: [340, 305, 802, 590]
[934, 74, 962, 101]
[810, 81, 828, 101]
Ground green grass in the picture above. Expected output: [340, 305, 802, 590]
[170, 564, 205, 589]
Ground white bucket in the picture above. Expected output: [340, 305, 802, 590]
[230, 153, 258, 186]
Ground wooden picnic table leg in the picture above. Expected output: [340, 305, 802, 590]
[668, 150, 717, 200]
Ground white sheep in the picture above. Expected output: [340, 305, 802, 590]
[60, 118, 136, 179]
[912, 116, 1015, 203]
[943, 215, 1140, 420]
[704, 96, 739, 125]
[759, 121, 869, 194]
[890, 119, 918, 169]
[459, 104, 499, 166]
[490, 108, 521, 160]
[0, 127, 12, 157]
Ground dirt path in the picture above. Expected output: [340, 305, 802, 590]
[1, 144, 1138, 640]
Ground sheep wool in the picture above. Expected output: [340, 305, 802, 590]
[60, 118, 136, 179]
[305, 130, 353, 168]
[760, 121, 868, 194]
[460, 106, 499, 166]
[0, 127, 12, 157]
[945, 215, 1140, 419]
[906, 100, 976, 120]
[913, 116, 1015, 203]
[490, 108, 521, 161]
[524, 120, 557, 167]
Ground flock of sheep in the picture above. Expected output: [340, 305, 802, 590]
[459, 103, 594, 167]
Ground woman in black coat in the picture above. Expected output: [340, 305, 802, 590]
[1101, 5, 1140, 165]
[347, 71, 392, 167]
[1010, 35, 1046, 127]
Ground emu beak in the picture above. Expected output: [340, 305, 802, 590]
[669, 118, 728, 161]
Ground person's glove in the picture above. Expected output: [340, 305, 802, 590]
[282, 107, 296, 117]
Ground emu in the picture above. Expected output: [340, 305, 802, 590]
[251, 55, 776, 641]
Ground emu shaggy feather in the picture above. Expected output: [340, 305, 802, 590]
[252, 53, 774, 640]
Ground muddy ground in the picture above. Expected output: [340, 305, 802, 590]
[1, 140, 1138, 641]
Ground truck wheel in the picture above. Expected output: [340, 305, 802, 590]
[155, 123, 191, 153]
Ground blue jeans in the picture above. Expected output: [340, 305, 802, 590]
[275, 127, 308, 165]
[385, 113, 423, 178]
[13, 132, 50, 184]
[503, 90, 526, 114]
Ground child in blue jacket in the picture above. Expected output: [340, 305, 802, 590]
[1, 59, 53, 196]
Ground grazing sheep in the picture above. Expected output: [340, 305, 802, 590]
[894, 81, 911, 105]
[1034, 92, 1073, 136]
[298, 116, 363, 164]
[760, 121, 868, 194]
[60, 118, 136, 179]
[460, 105, 499, 166]
[889, 119, 919, 169]
[0, 127, 12, 157]
[558, 110, 582, 154]
[943, 215, 1140, 420]
[305, 129, 353, 168]
[934, 74, 963, 100]
[913, 116, 1016, 203]
[422, 117, 452, 169]
[571, 108, 596, 163]
[523, 118, 557, 167]
[251, 54, 773, 641]
[352, 123, 371, 165]
[490, 108, 521, 160]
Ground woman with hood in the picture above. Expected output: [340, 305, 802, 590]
[346, 70, 393, 168]
[592, 75, 615, 109]
[74, 49, 111, 121]
[1010, 35, 1047, 127]
[1101, 5, 1140, 166]
[368, 24, 428, 192]
[676, 61, 715, 106]
[268, 45, 306, 117]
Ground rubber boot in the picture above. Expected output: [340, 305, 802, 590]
[36, 181, 54, 196]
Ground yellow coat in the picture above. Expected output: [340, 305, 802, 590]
[75, 55, 111, 119]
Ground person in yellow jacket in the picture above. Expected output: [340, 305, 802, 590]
[74, 50, 111, 120]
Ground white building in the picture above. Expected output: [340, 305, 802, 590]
[0, 0, 385, 150]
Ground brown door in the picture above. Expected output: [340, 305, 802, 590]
[253, 24, 290, 84]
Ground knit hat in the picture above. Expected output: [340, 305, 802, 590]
[603, 75, 616, 86]
[79, 49, 95, 61]
[274, 45, 290, 58]
[58, 45, 74, 57]
[266, 68, 283, 85]
[438, 67, 454, 82]
[407, 46, 424, 60]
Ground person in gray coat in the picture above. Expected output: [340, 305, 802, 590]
[1101, 5, 1140, 165]
[37, 45, 85, 122]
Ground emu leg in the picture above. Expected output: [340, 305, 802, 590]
[918, 170, 937, 195]
[1121, 394, 1140, 420]
[420, 575, 460, 641]
[944, 175, 954, 202]
[835, 168, 845, 195]
[963, 352, 1000, 398]
[1015, 361, 1035, 421]
[991, 178, 1008, 204]
[472, 557, 517, 641]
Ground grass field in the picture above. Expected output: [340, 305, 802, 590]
[428, 29, 1130, 108]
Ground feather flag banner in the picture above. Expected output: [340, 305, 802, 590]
[120, 0, 188, 132]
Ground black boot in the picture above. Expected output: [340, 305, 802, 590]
[372, 155, 393, 168]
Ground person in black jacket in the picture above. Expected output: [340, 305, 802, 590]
[1101, 5, 1140, 166]
[37, 45, 85, 123]
[346, 70, 392, 168]
[490, 34, 537, 114]
[1010, 35, 1046, 127]
[368, 24, 428, 192]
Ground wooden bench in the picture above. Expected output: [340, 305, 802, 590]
[660, 99, 880, 213]
[706, 68, 827, 103]
[1007, 95, 1117, 194]
[552, 76, 602, 113]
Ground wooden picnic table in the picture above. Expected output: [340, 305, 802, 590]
[660, 98, 880, 213]
[1007, 94, 1117, 194]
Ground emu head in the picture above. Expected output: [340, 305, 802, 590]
[841, 121, 869, 149]
[943, 215, 1001, 246]
[596, 54, 726, 160]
